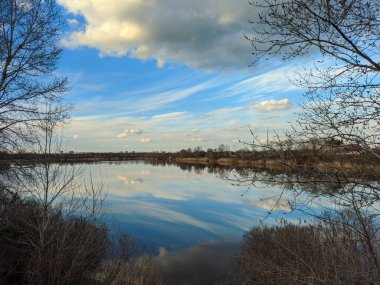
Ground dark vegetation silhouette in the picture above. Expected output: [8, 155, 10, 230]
[0, 0, 69, 153]
[0, 1, 164, 284]
[224, 0, 380, 284]
[231, 221, 380, 285]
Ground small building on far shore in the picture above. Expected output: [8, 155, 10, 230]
[319, 139, 362, 155]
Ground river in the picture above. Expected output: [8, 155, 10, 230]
[82, 161, 304, 252]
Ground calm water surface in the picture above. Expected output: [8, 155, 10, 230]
[84, 161, 304, 253]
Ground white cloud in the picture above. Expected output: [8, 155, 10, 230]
[140, 137, 151, 143]
[140, 170, 151, 176]
[126, 129, 143, 135]
[117, 129, 143, 138]
[87, 81, 214, 116]
[251, 199, 292, 212]
[64, 99, 296, 152]
[117, 175, 143, 186]
[58, 0, 252, 70]
[253, 99, 291, 112]
[116, 133, 127, 138]
[118, 201, 221, 232]
[234, 67, 300, 98]
[67, 18, 79, 25]
[62, 76, 299, 152]
[152, 112, 187, 120]
[67, 134, 80, 139]
[190, 135, 209, 143]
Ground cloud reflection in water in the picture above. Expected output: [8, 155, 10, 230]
[85, 161, 304, 250]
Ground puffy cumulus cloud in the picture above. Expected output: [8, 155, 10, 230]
[116, 133, 127, 138]
[126, 129, 143, 135]
[140, 137, 151, 143]
[58, 0, 252, 70]
[253, 99, 291, 112]
[116, 129, 143, 138]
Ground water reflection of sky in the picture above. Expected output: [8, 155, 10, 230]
[84, 161, 307, 252]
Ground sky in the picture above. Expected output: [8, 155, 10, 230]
[57, 0, 305, 152]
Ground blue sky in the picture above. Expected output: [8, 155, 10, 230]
[57, 0, 305, 152]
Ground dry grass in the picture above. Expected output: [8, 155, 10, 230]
[228, 223, 380, 285]
[0, 191, 164, 285]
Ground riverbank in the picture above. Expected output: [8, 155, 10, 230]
[2, 152, 379, 178]
[173, 156, 380, 181]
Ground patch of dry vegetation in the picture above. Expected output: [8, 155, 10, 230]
[0, 190, 165, 285]
[227, 219, 380, 285]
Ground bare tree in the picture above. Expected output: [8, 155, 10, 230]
[0, 0, 69, 152]
[0, 2, 164, 283]
[248, 0, 380, 151]
[1, 109, 104, 284]
[246, 0, 380, 210]
[0, 109, 165, 284]
[232, 1, 380, 282]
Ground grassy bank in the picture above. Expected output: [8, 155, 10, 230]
[4, 152, 378, 172]
[225, 220, 380, 285]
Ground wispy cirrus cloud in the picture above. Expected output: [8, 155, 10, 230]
[203, 65, 303, 103]
[152, 112, 187, 120]
[67, 134, 80, 139]
[189, 135, 210, 143]
[63, 98, 297, 152]
[74, 79, 217, 116]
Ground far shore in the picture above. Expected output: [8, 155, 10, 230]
[2, 152, 380, 179]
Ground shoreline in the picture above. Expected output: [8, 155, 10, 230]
[2, 153, 380, 177]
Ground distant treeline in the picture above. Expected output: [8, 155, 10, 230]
[1, 141, 379, 166]
[0, 152, 145, 164]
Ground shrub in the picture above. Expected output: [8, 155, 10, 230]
[231, 223, 379, 284]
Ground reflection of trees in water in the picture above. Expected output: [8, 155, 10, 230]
[179, 164, 193, 172]
[221, 167, 380, 284]
[228, 167, 380, 215]
[141, 160, 235, 177]
[139, 159, 380, 281]
[228, 166, 380, 280]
